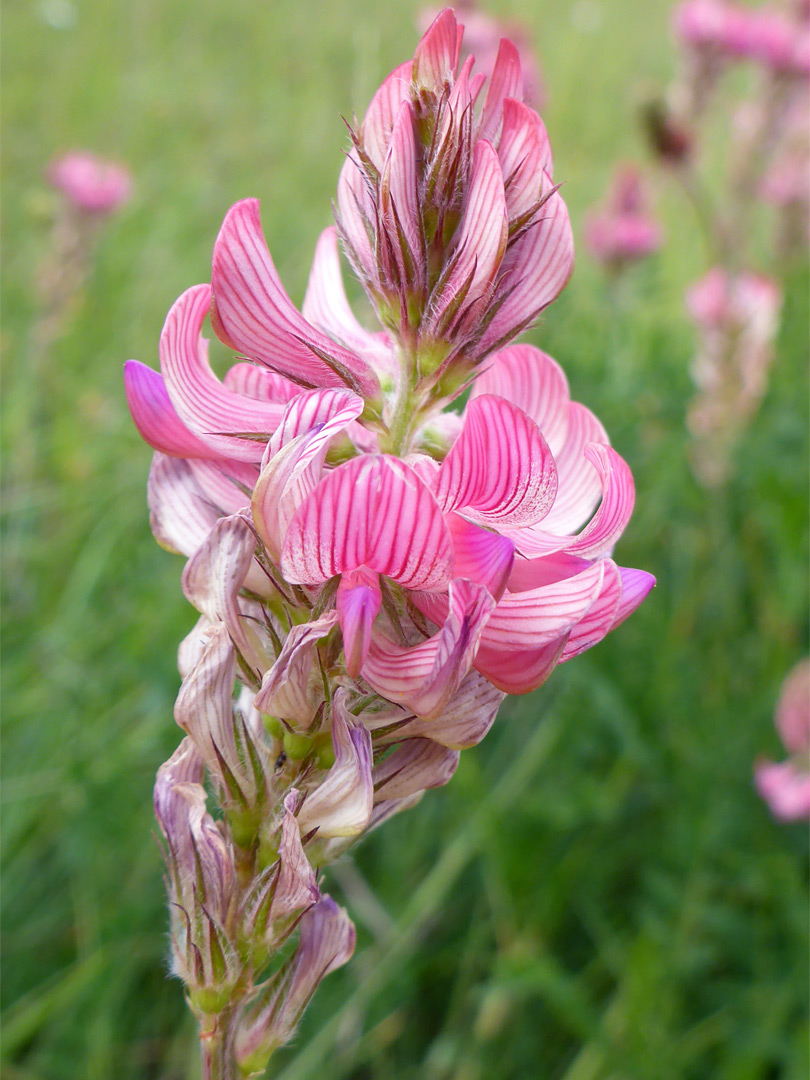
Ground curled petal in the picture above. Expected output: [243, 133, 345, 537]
[281, 455, 453, 590]
[475, 560, 606, 652]
[363, 578, 495, 719]
[564, 444, 635, 559]
[212, 199, 380, 398]
[447, 513, 515, 600]
[253, 611, 340, 727]
[389, 671, 504, 749]
[337, 567, 382, 678]
[124, 360, 220, 459]
[273, 791, 320, 919]
[479, 38, 524, 144]
[267, 388, 364, 457]
[159, 283, 285, 461]
[379, 102, 423, 285]
[559, 559, 623, 661]
[507, 550, 592, 594]
[372, 738, 459, 801]
[360, 60, 412, 170]
[297, 694, 373, 838]
[436, 395, 557, 528]
[471, 345, 570, 458]
[610, 567, 656, 631]
[539, 403, 608, 535]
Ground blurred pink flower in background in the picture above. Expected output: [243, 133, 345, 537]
[685, 268, 782, 486]
[47, 151, 132, 215]
[673, 0, 809, 74]
[755, 660, 810, 821]
[584, 165, 662, 270]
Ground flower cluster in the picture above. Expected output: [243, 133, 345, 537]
[755, 659, 810, 821]
[126, 10, 653, 1075]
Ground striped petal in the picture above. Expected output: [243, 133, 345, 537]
[379, 101, 423, 286]
[159, 283, 285, 462]
[252, 392, 366, 562]
[474, 635, 568, 694]
[435, 395, 557, 528]
[222, 362, 300, 403]
[302, 227, 395, 375]
[564, 444, 636, 559]
[147, 452, 219, 556]
[470, 344, 571, 457]
[336, 152, 377, 283]
[541, 402, 608, 533]
[297, 692, 373, 839]
[360, 60, 412, 170]
[281, 455, 453, 590]
[211, 199, 380, 398]
[481, 177, 574, 351]
[372, 739, 459, 801]
[412, 8, 461, 91]
[432, 141, 507, 330]
[559, 559, 623, 661]
[478, 38, 524, 144]
[362, 578, 495, 719]
[124, 360, 220, 459]
[387, 671, 504, 749]
[498, 100, 554, 218]
[181, 514, 267, 676]
[253, 611, 339, 727]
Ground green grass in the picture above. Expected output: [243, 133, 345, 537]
[2, 1, 808, 1078]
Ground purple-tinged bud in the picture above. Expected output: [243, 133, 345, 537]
[234, 897, 355, 1072]
[296, 691, 373, 839]
[154, 741, 240, 1009]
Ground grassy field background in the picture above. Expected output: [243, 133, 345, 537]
[2, 1, 808, 1077]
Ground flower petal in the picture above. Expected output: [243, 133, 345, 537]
[281, 455, 453, 590]
[474, 635, 568, 694]
[360, 60, 413, 170]
[297, 692, 373, 838]
[159, 283, 285, 461]
[125, 360, 221, 459]
[481, 177, 574, 351]
[610, 567, 656, 630]
[559, 558, 623, 661]
[372, 738, 459, 801]
[470, 344, 570, 457]
[362, 578, 495, 719]
[253, 612, 340, 728]
[302, 227, 395, 374]
[497, 99, 554, 218]
[223, 362, 301, 403]
[211, 199, 380, 398]
[387, 670, 504, 748]
[479, 38, 524, 144]
[412, 8, 461, 91]
[447, 513, 515, 600]
[379, 101, 423, 286]
[435, 394, 557, 528]
[336, 566, 382, 678]
[147, 452, 220, 556]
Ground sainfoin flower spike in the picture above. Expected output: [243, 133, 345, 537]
[126, 10, 653, 1076]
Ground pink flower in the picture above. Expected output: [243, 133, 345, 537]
[47, 151, 132, 214]
[584, 165, 662, 269]
[673, 0, 810, 75]
[755, 660, 810, 821]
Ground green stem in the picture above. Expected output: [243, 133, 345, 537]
[201, 1009, 237, 1080]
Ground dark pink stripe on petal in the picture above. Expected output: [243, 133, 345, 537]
[479, 38, 524, 144]
[281, 455, 453, 589]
